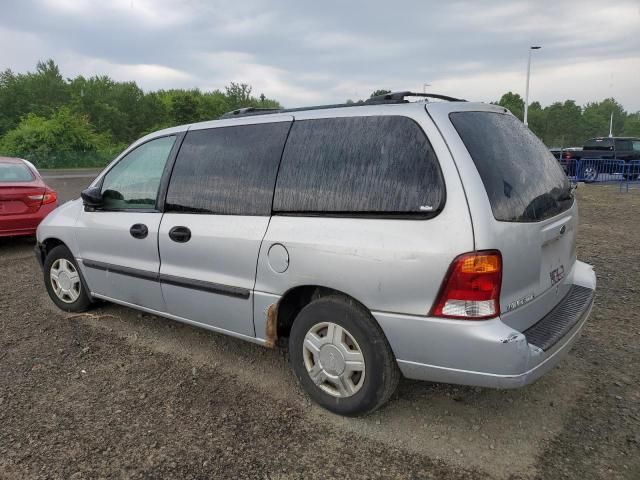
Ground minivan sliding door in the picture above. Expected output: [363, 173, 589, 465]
[158, 118, 292, 337]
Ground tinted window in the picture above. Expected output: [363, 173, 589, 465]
[0, 163, 34, 182]
[615, 139, 632, 151]
[273, 116, 444, 215]
[633, 141, 640, 153]
[166, 122, 291, 215]
[450, 112, 572, 222]
[583, 138, 613, 150]
[101, 135, 175, 210]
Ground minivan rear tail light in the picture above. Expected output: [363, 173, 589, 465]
[430, 250, 502, 320]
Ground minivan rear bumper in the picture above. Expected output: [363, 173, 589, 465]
[375, 260, 596, 389]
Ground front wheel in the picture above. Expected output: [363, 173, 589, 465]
[289, 295, 400, 416]
[43, 245, 93, 312]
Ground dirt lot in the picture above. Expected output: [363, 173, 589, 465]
[1, 180, 639, 479]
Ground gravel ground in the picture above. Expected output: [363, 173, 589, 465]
[0, 181, 639, 479]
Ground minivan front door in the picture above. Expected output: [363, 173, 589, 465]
[76, 135, 178, 311]
[158, 118, 292, 337]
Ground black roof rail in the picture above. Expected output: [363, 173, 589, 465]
[219, 107, 282, 119]
[366, 91, 466, 103]
[218, 91, 465, 119]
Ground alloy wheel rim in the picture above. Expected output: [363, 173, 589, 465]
[50, 258, 81, 303]
[584, 167, 597, 180]
[302, 322, 366, 398]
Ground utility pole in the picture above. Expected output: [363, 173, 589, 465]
[524, 46, 541, 127]
[608, 113, 613, 137]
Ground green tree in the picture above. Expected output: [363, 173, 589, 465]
[370, 89, 391, 97]
[496, 92, 524, 120]
[541, 100, 582, 147]
[169, 91, 200, 125]
[225, 82, 253, 110]
[581, 98, 626, 139]
[623, 112, 640, 137]
[200, 90, 230, 120]
[0, 107, 118, 168]
[0, 59, 70, 135]
[526, 101, 545, 140]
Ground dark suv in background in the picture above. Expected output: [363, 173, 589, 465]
[560, 137, 640, 181]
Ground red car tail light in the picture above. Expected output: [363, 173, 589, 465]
[430, 250, 502, 320]
[30, 189, 57, 205]
[42, 189, 57, 205]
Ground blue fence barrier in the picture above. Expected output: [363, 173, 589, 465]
[561, 158, 640, 190]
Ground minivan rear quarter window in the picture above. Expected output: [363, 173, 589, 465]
[273, 116, 445, 216]
[450, 111, 572, 223]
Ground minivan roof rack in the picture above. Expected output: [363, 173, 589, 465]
[218, 91, 466, 119]
[365, 91, 466, 103]
[219, 107, 282, 119]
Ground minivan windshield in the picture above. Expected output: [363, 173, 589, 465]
[450, 111, 572, 222]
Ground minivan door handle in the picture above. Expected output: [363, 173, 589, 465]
[169, 226, 191, 243]
[129, 223, 149, 239]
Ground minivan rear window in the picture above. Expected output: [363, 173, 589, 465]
[273, 116, 445, 216]
[450, 111, 572, 222]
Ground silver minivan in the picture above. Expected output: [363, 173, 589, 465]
[36, 92, 596, 416]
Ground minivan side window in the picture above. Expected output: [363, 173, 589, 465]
[101, 135, 176, 210]
[165, 122, 291, 215]
[273, 116, 445, 215]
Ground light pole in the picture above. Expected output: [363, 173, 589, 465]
[524, 45, 541, 127]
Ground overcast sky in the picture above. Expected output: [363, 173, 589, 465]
[1, 0, 639, 110]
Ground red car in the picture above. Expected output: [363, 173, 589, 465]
[0, 157, 58, 237]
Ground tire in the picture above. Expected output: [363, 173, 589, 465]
[43, 245, 93, 312]
[289, 295, 400, 416]
[581, 165, 598, 183]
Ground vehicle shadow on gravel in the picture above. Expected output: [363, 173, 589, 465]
[0, 235, 36, 260]
[44, 294, 589, 479]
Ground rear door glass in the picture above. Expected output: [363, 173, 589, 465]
[0, 163, 34, 182]
[583, 138, 613, 150]
[615, 139, 632, 151]
[273, 116, 445, 215]
[165, 122, 291, 215]
[450, 111, 572, 222]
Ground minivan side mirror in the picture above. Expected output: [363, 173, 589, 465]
[81, 186, 103, 209]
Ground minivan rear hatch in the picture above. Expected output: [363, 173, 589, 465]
[431, 104, 576, 332]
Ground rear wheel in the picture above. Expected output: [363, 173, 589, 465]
[581, 165, 599, 183]
[44, 245, 92, 312]
[289, 295, 400, 416]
